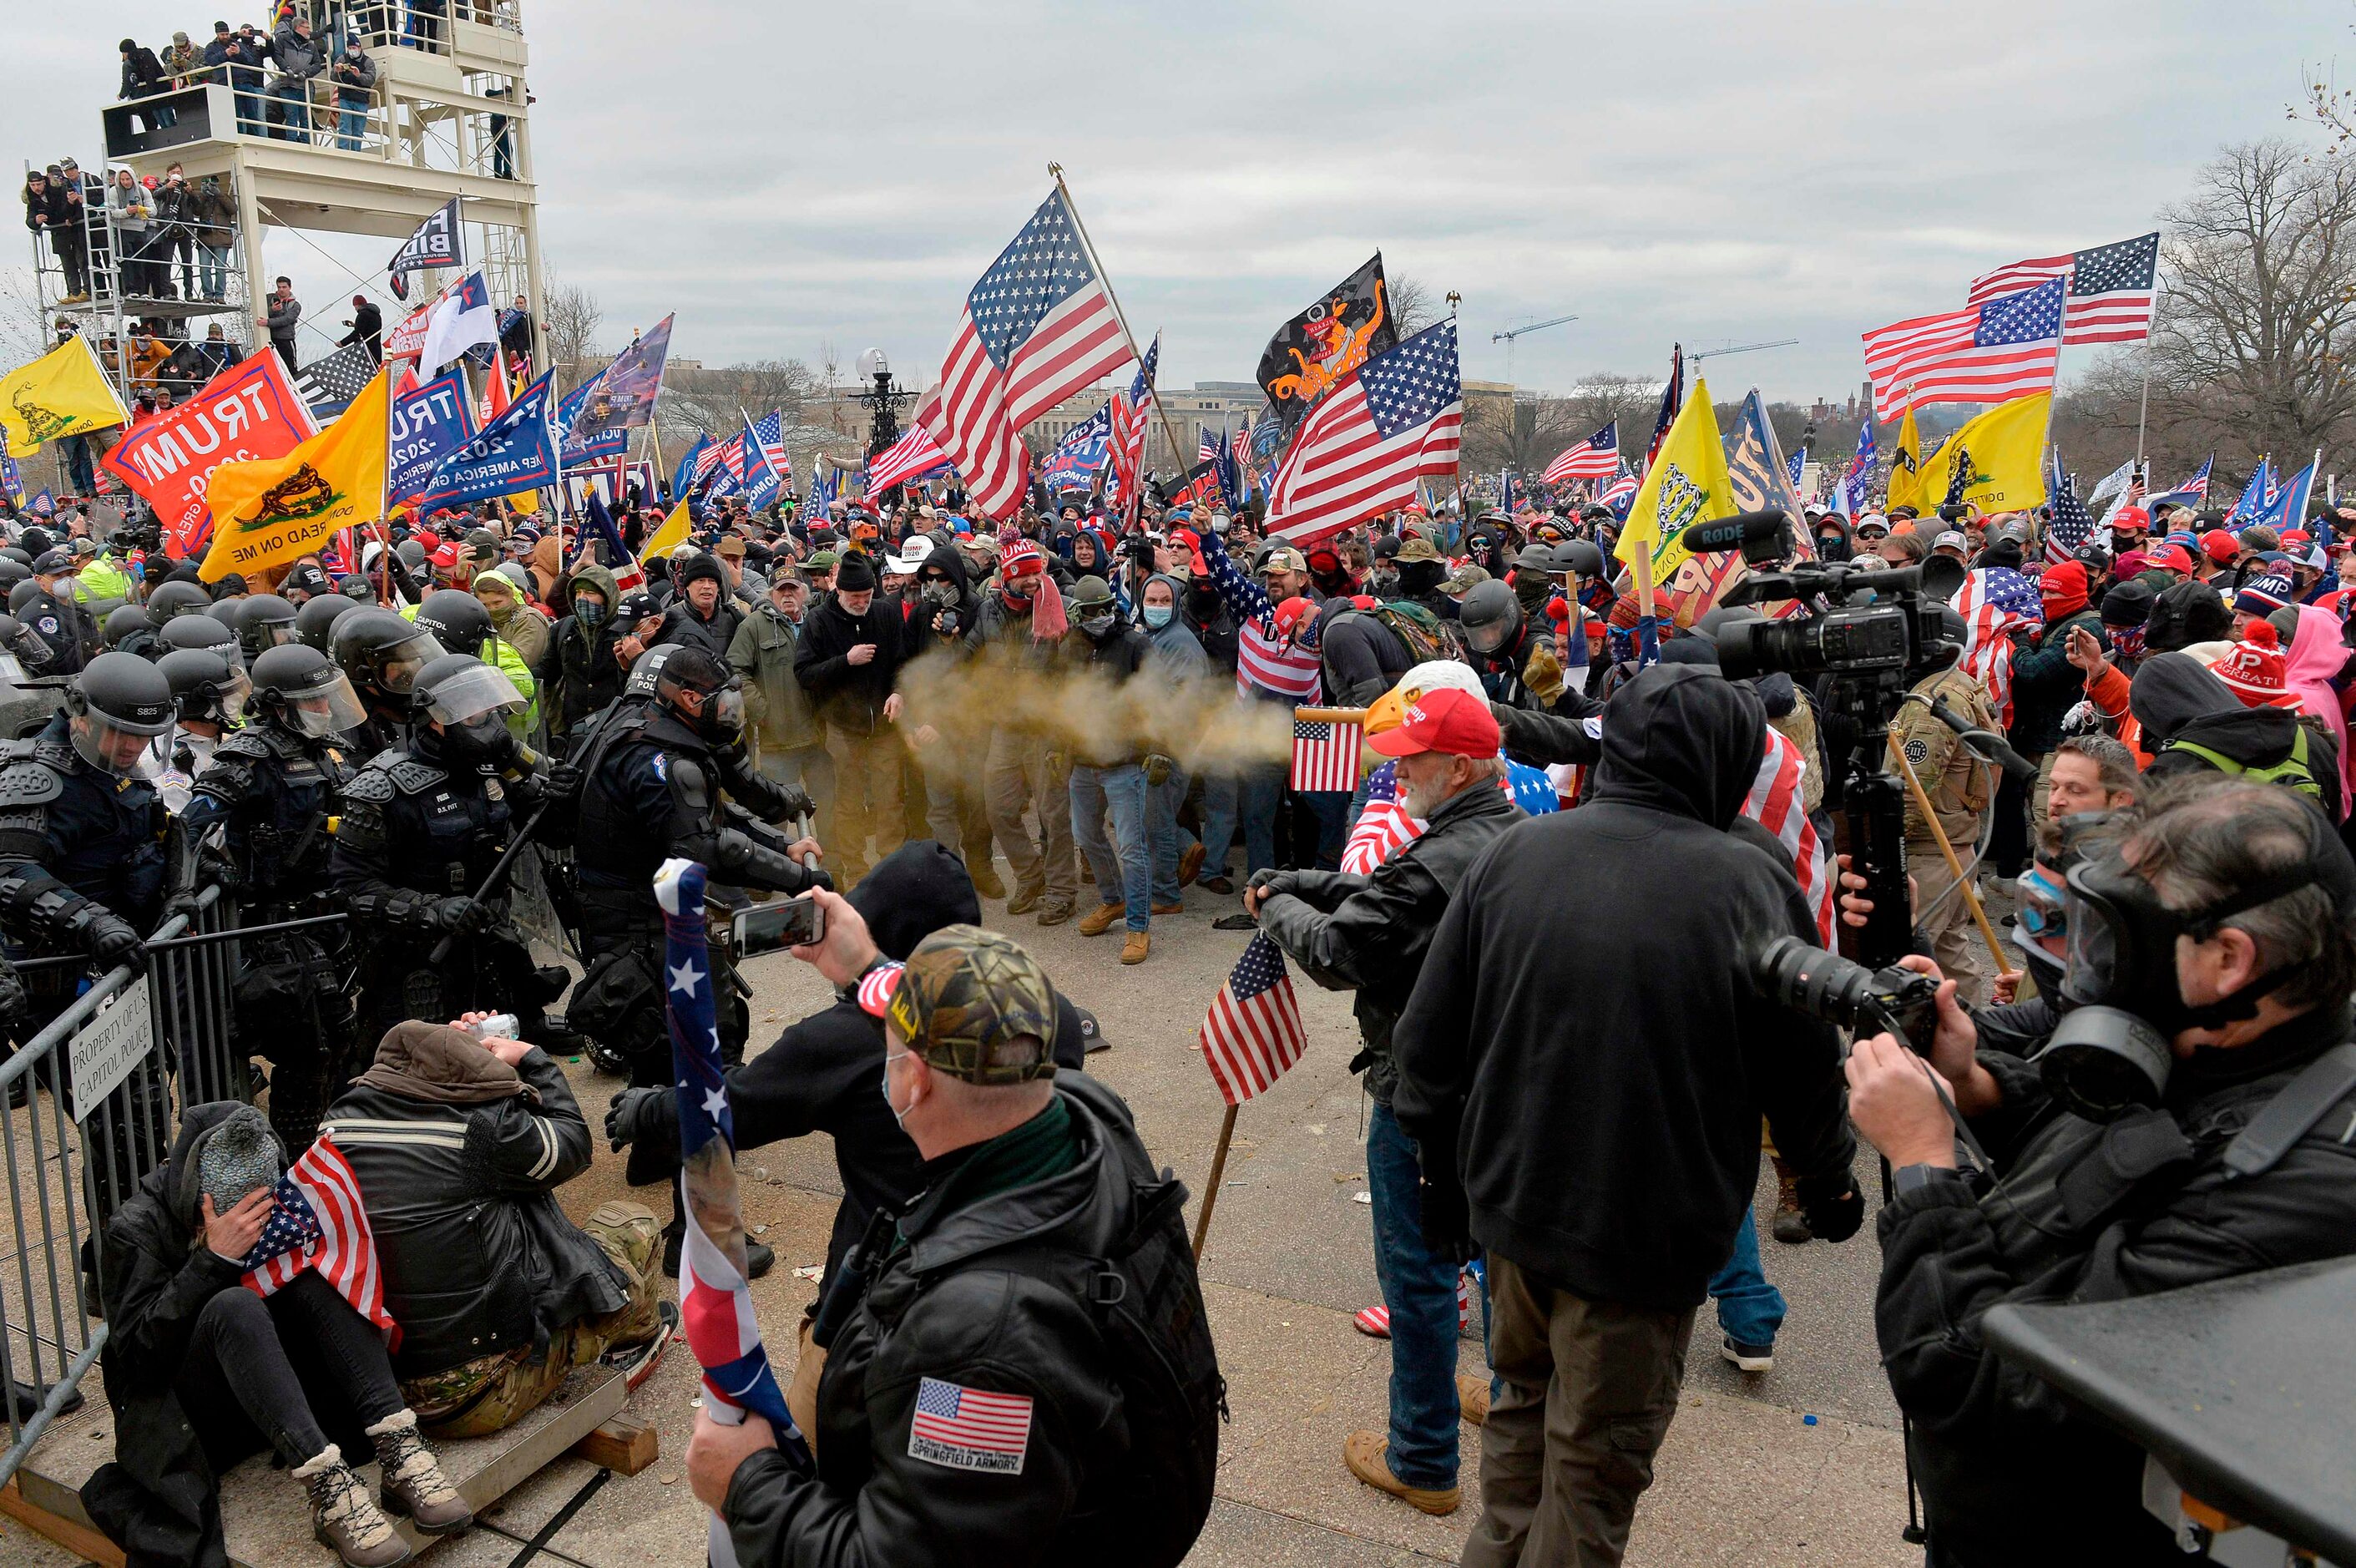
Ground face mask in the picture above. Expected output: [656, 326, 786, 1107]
[574, 599, 607, 629]
[1186, 583, 1220, 615]
[881, 1048, 919, 1126]
[1079, 612, 1116, 638]
[1142, 604, 1173, 630]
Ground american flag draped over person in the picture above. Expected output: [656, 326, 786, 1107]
[916, 188, 1135, 520]
[1862, 277, 2065, 423]
[241, 1133, 398, 1343]
[658, 857, 811, 1523]
[1748, 729, 1835, 945]
[1266, 319, 1464, 546]
[1953, 568, 2045, 726]
[1197, 933, 1308, 1105]
[1544, 420, 1619, 483]
[1967, 232, 2160, 346]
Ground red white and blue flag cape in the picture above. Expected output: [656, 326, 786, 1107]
[660, 856, 810, 1563]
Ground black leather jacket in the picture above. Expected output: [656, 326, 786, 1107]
[1879, 1004, 2356, 1566]
[1256, 780, 1522, 1102]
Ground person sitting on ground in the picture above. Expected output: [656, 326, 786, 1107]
[321, 1018, 670, 1439]
[86, 1101, 472, 1568]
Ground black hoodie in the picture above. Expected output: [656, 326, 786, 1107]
[1393, 665, 1856, 1308]
[628, 842, 1091, 1277]
[2132, 651, 2347, 818]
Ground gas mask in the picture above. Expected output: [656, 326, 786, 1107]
[679, 679, 746, 744]
[2042, 846, 2329, 1121]
[436, 711, 514, 767]
[921, 579, 958, 610]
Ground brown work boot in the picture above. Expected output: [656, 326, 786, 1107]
[1006, 882, 1043, 916]
[1178, 842, 1206, 888]
[968, 860, 1007, 900]
[1035, 898, 1074, 927]
[1077, 902, 1124, 937]
[1150, 900, 1183, 915]
[296, 1446, 412, 1567]
[1457, 1373, 1489, 1426]
[1342, 1430, 1459, 1516]
[1121, 932, 1150, 964]
[368, 1409, 473, 1535]
[1771, 1153, 1812, 1244]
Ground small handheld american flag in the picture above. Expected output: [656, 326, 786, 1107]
[242, 1133, 397, 1343]
[1198, 933, 1308, 1106]
[1291, 715, 1363, 793]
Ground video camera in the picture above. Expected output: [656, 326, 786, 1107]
[1753, 935, 1937, 1054]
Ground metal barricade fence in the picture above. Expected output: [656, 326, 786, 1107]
[0, 885, 265, 1488]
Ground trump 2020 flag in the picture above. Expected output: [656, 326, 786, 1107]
[659, 858, 811, 1532]
[413, 372, 559, 508]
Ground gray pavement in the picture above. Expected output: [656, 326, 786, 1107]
[0, 849, 1929, 1568]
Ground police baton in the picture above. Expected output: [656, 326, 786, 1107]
[429, 802, 553, 966]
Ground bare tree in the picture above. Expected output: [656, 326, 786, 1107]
[541, 278, 603, 395]
[1388, 272, 1439, 337]
[725, 358, 821, 423]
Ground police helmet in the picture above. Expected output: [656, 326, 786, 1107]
[104, 604, 156, 649]
[64, 651, 174, 775]
[6, 580, 37, 615]
[231, 593, 298, 659]
[623, 641, 678, 699]
[154, 647, 250, 727]
[0, 560, 28, 591]
[0, 547, 28, 569]
[144, 579, 213, 620]
[1458, 579, 1524, 656]
[0, 613, 52, 675]
[250, 642, 367, 738]
[414, 590, 491, 660]
[294, 591, 356, 652]
[332, 608, 445, 713]
[158, 612, 244, 669]
[205, 599, 241, 630]
[411, 654, 523, 752]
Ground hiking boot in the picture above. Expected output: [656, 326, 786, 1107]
[1006, 883, 1044, 916]
[296, 1446, 411, 1567]
[1342, 1431, 1459, 1516]
[1077, 902, 1124, 937]
[1721, 1336, 1775, 1373]
[601, 1301, 680, 1391]
[367, 1409, 472, 1535]
[1178, 842, 1206, 888]
[1035, 899, 1075, 927]
[969, 861, 1007, 901]
[1199, 874, 1234, 895]
[1150, 900, 1184, 915]
[1457, 1373, 1490, 1426]
[1771, 1154, 1811, 1244]
[1211, 912, 1256, 932]
[1120, 932, 1150, 964]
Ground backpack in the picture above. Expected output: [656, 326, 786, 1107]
[1370, 599, 1469, 668]
[2162, 726, 2323, 803]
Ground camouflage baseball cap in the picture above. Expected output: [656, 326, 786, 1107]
[863, 924, 1059, 1084]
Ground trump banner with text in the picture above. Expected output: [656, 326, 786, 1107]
[101, 350, 319, 558]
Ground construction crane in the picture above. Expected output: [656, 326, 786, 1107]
[1491, 312, 1579, 385]
[1686, 336, 1799, 367]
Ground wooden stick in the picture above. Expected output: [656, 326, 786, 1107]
[1292, 707, 1368, 726]
[1885, 733, 2012, 974]
[1190, 1104, 1241, 1262]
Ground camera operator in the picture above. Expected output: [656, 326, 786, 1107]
[1845, 776, 2356, 1567]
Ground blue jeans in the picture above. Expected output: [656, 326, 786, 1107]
[1367, 1100, 1459, 1488]
[1236, 756, 1285, 877]
[1708, 1203, 1785, 1348]
[1147, 765, 1191, 905]
[1298, 788, 1350, 870]
[266, 78, 310, 140]
[1069, 763, 1150, 932]
[199, 244, 228, 297]
[1197, 768, 1239, 881]
[337, 99, 367, 150]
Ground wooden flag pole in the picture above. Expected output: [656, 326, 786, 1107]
[1885, 731, 2011, 975]
[1292, 706, 1368, 726]
[1191, 1105, 1241, 1262]
[1049, 162, 1192, 513]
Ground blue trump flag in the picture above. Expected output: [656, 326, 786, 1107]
[414, 372, 560, 509]
[743, 412, 786, 508]
[672, 433, 711, 504]
[1039, 401, 1112, 495]
[556, 369, 629, 464]
[386, 367, 476, 504]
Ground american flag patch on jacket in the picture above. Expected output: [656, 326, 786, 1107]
[908, 1376, 1034, 1473]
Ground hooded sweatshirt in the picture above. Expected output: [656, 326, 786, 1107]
[2136, 651, 2347, 820]
[2285, 604, 2353, 787]
[1140, 571, 1208, 680]
[1393, 665, 1855, 1308]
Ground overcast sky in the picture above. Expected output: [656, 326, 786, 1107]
[18, 2, 2342, 406]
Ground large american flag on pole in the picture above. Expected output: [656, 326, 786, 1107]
[1966, 232, 2160, 346]
[1862, 277, 2065, 423]
[1544, 420, 1620, 483]
[2045, 457, 2096, 564]
[1952, 568, 2045, 727]
[1197, 933, 1308, 1106]
[1267, 319, 1463, 546]
[241, 1133, 397, 1343]
[916, 189, 1134, 520]
[867, 423, 955, 493]
[1108, 332, 1158, 508]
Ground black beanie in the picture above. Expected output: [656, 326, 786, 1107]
[676, 551, 726, 592]
[834, 554, 877, 593]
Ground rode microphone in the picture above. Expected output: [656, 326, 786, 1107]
[1677, 509, 1791, 558]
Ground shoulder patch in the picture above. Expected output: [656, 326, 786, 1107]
[385, 756, 447, 795]
[1901, 736, 1932, 769]
[0, 761, 63, 808]
[907, 1377, 1032, 1474]
[651, 751, 668, 781]
[341, 768, 396, 805]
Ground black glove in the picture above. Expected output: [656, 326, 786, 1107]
[604, 1086, 666, 1153]
[543, 759, 583, 809]
[776, 785, 816, 822]
[1143, 752, 1174, 787]
[1797, 1170, 1864, 1244]
[161, 890, 203, 929]
[1246, 867, 1297, 902]
[1418, 1176, 1475, 1265]
[427, 897, 496, 936]
[84, 913, 144, 972]
[0, 959, 24, 1029]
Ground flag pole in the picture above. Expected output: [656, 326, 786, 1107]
[1048, 163, 1194, 508]
[2134, 289, 2161, 468]
[1190, 1105, 1239, 1263]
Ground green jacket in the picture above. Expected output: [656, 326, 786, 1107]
[728, 603, 822, 756]
[401, 600, 539, 738]
[71, 558, 134, 611]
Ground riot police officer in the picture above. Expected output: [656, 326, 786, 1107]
[231, 592, 298, 661]
[330, 654, 565, 1049]
[330, 606, 446, 756]
[157, 611, 245, 672]
[188, 643, 367, 1153]
[18, 550, 91, 676]
[144, 579, 213, 625]
[294, 589, 355, 652]
[104, 605, 159, 658]
[148, 647, 248, 813]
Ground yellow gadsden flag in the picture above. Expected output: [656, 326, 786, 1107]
[0, 336, 130, 454]
[1612, 373, 1736, 594]
[640, 498, 692, 560]
[200, 367, 390, 583]
[1885, 405, 1925, 517]
[1919, 392, 2050, 516]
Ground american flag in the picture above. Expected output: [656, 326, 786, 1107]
[1952, 568, 2045, 726]
[1544, 421, 1619, 483]
[241, 1133, 397, 1343]
[1862, 277, 2065, 423]
[658, 859, 808, 1456]
[1290, 716, 1363, 792]
[1747, 729, 1834, 945]
[293, 342, 381, 422]
[1341, 758, 1559, 874]
[2046, 460, 2096, 564]
[1197, 933, 1308, 1106]
[2225, 460, 2273, 526]
[1966, 232, 2161, 346]
[691, 436, 731, 486]
[741, 411, 786, 508]
[910, 1376, 1034, 1472]
[1266, 319, 1463, 546]
[1598, 464, 1639, 516]
[915, 188, 1135, 521]
[868, 423, 955, 493]
[1108, 332, 1158, 508]
[1201, 527, 1324, 700]
[1645, 346, 1684, 471]
[2144, 453, 2213, 513]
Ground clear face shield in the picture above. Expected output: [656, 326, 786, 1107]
[205, 668, 254, 726]
[417, 661, 527, 731]
[285, 671, 368, 738]
[375, 630, 447, 700]
[72, 709, 174, 776]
